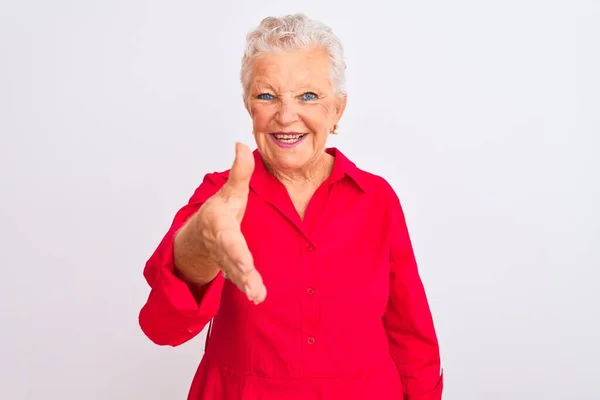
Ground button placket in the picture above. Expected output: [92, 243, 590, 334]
[302, 239, 319, 354]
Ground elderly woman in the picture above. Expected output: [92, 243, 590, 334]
[139, 13, 443, 400]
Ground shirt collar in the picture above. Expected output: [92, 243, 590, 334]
[248, 147, 367, 194]
[323, 147, 367, 193]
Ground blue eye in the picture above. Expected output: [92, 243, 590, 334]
[257, 93, 275, 100]
[299, 92, 318, 101]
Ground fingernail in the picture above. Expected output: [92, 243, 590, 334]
[244, 285, 252, 299]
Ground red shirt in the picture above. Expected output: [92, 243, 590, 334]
[139, 148, 443, 400]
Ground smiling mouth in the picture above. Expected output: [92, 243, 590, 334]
[271, 133, 307, 144]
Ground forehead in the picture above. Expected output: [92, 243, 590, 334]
[250, 47, 332, 91]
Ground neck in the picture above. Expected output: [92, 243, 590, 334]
[266, 152, 334, 190]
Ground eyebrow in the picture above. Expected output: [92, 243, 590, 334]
[250, 81, 276, 92]
[251, 83, 322, 94]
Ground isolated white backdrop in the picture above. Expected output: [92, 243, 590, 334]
[1, 1, 598, 399]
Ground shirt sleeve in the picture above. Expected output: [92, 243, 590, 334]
[138, 173, 226, 347]
[382, 189, 443, 400]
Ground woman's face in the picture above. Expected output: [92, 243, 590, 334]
[245, 47, 346, 174]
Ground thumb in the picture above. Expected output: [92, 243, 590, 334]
[226, 142, 255, 193]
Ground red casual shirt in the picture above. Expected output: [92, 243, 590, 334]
[139, 148, 443, 400]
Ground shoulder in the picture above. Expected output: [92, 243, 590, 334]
[349, 164, 412, 232]
[351, 162, 401, 204]
[186, 169, 230, 204]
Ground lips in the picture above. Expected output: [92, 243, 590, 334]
[269, 132, 308, 148]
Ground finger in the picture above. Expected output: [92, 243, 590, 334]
[218, 229, 266, 303]
[241, 268, 267, 304]
[217, 227, 256, 284]
[224, 142, 254, 195]
[228, 265, 267, 304]
[217, 227, 254, 273]
[245, 269, 267, 304]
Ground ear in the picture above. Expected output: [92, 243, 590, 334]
[333, 93, 347, 125]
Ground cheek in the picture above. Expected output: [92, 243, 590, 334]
[250, 105, 274, 130]
[300, 104, 334, 131]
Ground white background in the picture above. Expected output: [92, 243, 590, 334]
[1, 0, 599, 399]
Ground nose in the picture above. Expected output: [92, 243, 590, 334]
[275, 97, 300, 126]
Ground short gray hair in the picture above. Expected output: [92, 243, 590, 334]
[241, 13, 347, 98]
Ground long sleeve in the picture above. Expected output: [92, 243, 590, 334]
[382, 192, 443, 400]
[138, 173, 226, 347]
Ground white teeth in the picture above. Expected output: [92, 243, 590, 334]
[274, 134, 302, 139]
[274, 133, 305, 143]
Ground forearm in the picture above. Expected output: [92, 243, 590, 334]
[384, 188, 443, 398]
[173, 210, 220, 286]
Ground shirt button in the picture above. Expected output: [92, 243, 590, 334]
[306, 287, 315, 295]
[307, 336, 316, 345]
[307, 244, 315, 251]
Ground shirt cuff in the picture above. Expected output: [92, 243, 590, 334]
[158, 260, 224, 317]
[139, 262, 225, 346]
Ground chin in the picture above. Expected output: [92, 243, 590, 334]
[257, 136, 318, 170]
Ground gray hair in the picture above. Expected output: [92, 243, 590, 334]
[240, 13, 347, 98]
